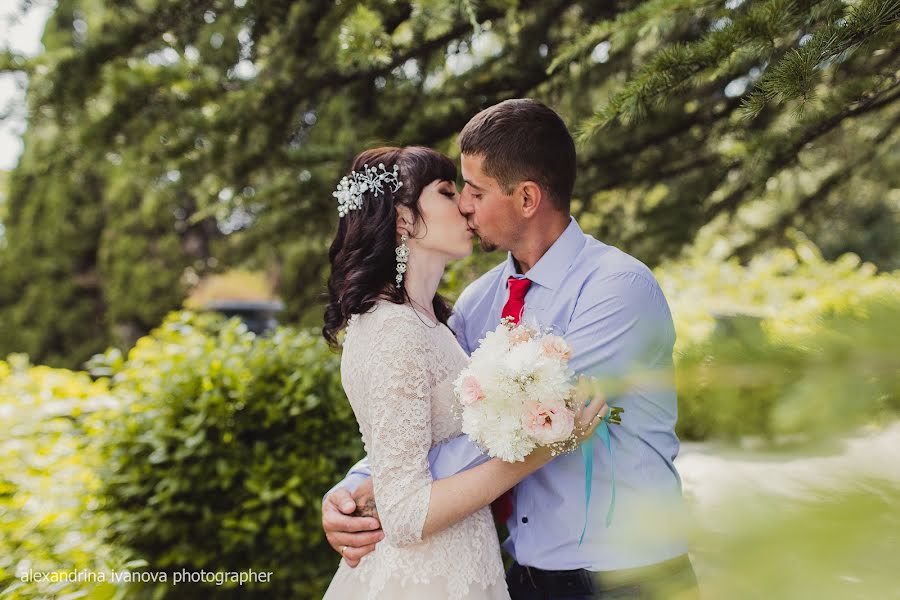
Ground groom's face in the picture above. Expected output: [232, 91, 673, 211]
[459, 153, 520, 253]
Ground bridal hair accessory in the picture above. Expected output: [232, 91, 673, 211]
[395, 233, 409, 288]
[333, 163, 403, 217]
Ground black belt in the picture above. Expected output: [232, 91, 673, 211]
[515, 554, 694, 595]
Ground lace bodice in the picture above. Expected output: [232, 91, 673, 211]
[331, 300, 506, 599]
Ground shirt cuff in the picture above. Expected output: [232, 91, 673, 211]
[428, 434, 490, 480]
[323, 472, 370, 503]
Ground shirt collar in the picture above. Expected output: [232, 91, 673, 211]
[503, 217, 586, 291]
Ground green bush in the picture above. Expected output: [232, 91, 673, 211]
[93, 311, 362, 599]
[656, 240, 900, 442]
[657, 237, 900, 349]
[0, 354, 132, 600]
[674, 300, 899, 443]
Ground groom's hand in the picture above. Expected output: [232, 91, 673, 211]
[351, 479, 379, 519]
[322, 482, 383, 567]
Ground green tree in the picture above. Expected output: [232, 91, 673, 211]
[0, 0, 896, 366]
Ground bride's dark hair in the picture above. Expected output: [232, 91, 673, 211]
[323, 146, 457, 346]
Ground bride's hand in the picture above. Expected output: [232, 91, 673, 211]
[522, 377, 609, 467]
[572, 376, 609, 445]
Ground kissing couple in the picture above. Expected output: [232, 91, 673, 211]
[319, 99, 699, 600]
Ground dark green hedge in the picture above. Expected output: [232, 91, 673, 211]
[94, 311, 362, 598]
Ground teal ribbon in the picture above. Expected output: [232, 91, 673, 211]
[578, 411, 616, 546]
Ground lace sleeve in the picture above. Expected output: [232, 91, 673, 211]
[355, 312, 435, 547]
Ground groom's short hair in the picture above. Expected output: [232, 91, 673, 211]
[459, 99, 576, 214]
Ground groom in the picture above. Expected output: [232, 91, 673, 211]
[321, 99, 699, 599]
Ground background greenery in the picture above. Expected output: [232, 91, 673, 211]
[0, 0, 898, 598]
[0, 0, 897, 366]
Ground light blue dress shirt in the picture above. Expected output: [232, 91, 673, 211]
[332, 217, 689, 571]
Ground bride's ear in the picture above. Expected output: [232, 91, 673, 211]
[396, 205, 414, 238]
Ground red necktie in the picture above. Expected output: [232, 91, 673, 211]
[491, 276, 532, 524]
[500, 277, 532, 325]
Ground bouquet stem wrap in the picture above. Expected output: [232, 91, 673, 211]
[579, 411, 616, 546]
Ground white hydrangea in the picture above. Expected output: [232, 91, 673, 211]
[454, 319, 578, 462]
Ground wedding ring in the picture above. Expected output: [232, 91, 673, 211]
[340, 545, 347, 557]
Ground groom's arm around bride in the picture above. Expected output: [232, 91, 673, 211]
[322, 99, 699, 599]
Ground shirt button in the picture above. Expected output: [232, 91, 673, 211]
[521, 516, 528, 524]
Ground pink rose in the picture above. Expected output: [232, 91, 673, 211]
[521, 399, 575, 444]
[508, 326, 535, 345]
[459, 376, 486, 406]
[541, 335, 572, 362]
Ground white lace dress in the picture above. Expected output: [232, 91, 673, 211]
[322, 300, 509, 600]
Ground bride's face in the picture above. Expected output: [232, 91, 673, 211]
[405, 179, 474, 261]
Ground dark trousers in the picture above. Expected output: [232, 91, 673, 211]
[507, 554, 700, 600]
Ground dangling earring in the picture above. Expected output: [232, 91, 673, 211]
[395, 234, 409, 288]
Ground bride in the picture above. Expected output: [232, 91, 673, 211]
[320, 146, 608, 600]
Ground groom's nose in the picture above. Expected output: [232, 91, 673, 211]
[457, 187, 474, 214]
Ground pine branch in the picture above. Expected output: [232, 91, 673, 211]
[393, 0, 569, 143]
[741, 0, 900, 118]
[705, 74, 900, 222]
[547, 0, 719, 75]
[576, 0, 827, 139]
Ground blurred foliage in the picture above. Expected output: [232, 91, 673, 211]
[657, 231, 900, 347]
[675, 294, 900, 442]
[0, 0, 897, 367]
[660, 236, 899, 441]
[88, 311, 362, 599]
[689, 479, 900, 599]
[0, 169, 7, 246]
[0, 354, 133, 600]
[3, 311, 362, 598]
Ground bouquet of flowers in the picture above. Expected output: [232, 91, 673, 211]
[453, 317, 622, 462]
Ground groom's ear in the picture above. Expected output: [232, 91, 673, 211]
[519, 181, 544, 218]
